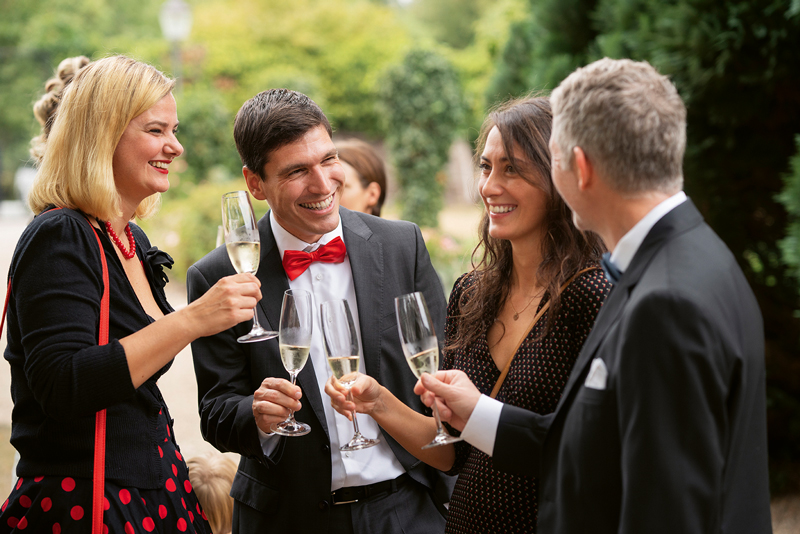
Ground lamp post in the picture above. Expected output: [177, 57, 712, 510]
[159, 0, 192, 91]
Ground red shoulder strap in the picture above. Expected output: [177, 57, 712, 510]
[86, 220, 109, 534]
[1, 279, 10, 336]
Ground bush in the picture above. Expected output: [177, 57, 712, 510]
[777, 135, 800, 289]
[378, 49, 465, 228]
[422, 228, 477, 299]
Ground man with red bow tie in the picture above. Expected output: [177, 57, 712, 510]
[187, 89, 451, 534]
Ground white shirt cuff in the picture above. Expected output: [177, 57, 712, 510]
[459, 394, 503, 457]
[257, 427, 280, 457]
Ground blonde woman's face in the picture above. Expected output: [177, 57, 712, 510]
[112, 94, 183, 212]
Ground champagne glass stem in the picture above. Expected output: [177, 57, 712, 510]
[348, 390, 361, 435]
[286, 372, 299, 423]
[431, 401, 446, 436]
[251, 306, 264, 330]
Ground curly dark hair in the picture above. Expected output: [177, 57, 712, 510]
[447, 96, 605, 352]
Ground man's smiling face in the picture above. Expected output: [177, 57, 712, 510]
[246, 124, 345, 243]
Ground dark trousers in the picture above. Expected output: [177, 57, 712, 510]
[232, 476, 445, 534]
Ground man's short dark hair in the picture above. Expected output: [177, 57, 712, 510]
[233, 89, 332, 179]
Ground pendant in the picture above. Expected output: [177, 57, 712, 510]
[513, 313, 519, 321]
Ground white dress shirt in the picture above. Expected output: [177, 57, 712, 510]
[258, 211, 406, 490]
[461, 191, 688, 456]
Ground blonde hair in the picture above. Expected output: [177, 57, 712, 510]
[187, 453, 237, 534]
[28, 55, 176, 221]
[551, 58, 686, 195]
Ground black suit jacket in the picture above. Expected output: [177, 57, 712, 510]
[493, 200, 772, 533]
[187, 208, 451, 533]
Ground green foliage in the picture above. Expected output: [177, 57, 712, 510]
[0, 0, 168, 195]
[378, 49, 466, 227]
[777, 135, 800, 284]
[139, 181, 269, 280]
[407, 0, 483, 49]
[0, 0, 412, 198]
[422, 228, 475, 298]
[395, 0, 528, 139]
[173, 85, 240, 188]
[192, 0, 410, 136]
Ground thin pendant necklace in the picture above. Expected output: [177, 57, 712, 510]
[509, 289, 543, 320]
[104, 220, 136, 259]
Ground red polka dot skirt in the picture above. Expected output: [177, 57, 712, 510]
[0, 409, 211, 533]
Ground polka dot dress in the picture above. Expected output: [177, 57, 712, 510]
[442, 268, 610, 534]
[0, 407, 211, 533]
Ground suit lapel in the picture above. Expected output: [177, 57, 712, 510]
[256, 212, 329, 438]
[555, 199, 705, 411]
[340, 210, 383, 382]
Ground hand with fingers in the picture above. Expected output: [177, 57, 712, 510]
[324, 374, 384, 421]
[183, 273, 262, 338]
[252, 377, 304, 434]
[414, 370, 482, 432]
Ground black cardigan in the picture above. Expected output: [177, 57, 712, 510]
[4, 207, 177, 489]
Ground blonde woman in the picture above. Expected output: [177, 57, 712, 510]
[0, 56, 260, 533]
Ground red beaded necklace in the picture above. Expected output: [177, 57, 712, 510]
[104, 221, 136, 259]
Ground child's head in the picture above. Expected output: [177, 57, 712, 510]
[187, 453, 238, 534]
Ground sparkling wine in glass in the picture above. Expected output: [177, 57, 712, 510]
[395, 292, 463, 449]
[270, 289, 313, 437]
[221, 191, 277, 343]
[321, 299, 380, 451]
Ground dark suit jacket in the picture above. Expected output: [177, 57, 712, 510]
[187, 208, 452, 533]
[493, 200, 772, 533]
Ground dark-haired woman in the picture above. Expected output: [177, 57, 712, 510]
[325, 96, 610, 533]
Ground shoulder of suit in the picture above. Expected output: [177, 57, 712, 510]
[342, 208, 419, 234]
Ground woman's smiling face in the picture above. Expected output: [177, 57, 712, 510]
[112, 94, 183, 211]
[478, 126, 549, 245]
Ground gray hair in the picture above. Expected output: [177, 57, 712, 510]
[551, 58, 686, 194]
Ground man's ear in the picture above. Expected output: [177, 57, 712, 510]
[573, 147, 594, 192]
[243, 167, 267, 201]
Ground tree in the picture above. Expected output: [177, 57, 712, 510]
[378, 49, 465, 227]
[190, 0, 410, 136]
[0, 0, 167, 196]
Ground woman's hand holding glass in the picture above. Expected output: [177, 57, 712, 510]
[221, 190, 278, 343]
[325, 373, 384, 420]
[321, 299, 380, 451]
[181, 273, 262, 340]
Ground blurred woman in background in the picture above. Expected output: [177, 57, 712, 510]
[336, 138, 387, 216]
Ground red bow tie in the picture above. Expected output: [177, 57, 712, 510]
[282, 236, 347, 281]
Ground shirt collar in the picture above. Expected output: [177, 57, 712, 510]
[269, 211, 343, 259]
[610, 191, 687, 273]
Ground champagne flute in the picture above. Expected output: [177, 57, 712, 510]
[270, 289, 313, 436]
[395, 292, 462, 449]
[321, 299, 380, 451]
[221, 191, 277, 343]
